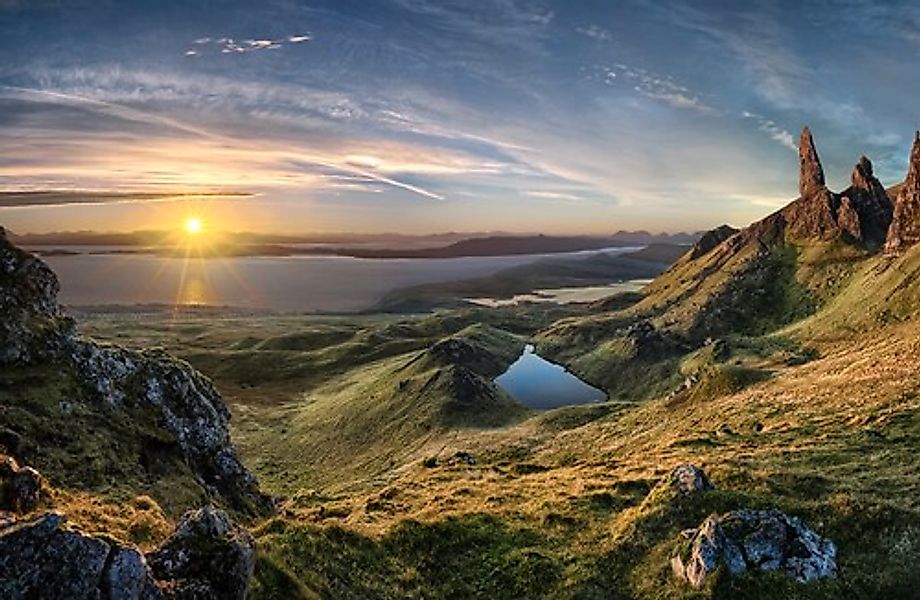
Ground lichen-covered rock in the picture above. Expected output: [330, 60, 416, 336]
[887, 132, 920, 253]
[672, 509, 837, 588]
[0, 507, 254, 599]
[0, 512, 160, 599]
[668, 464, 715, 496]
[0, 455, 43, 513]
[147, 505, 256, 600]
[644, 464, 714, 506]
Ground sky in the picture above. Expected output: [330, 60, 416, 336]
[0, 0, 918, 235]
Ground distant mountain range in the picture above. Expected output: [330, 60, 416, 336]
[10, 229, 701, 259]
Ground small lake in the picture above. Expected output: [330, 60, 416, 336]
[495, 344, 607, 410]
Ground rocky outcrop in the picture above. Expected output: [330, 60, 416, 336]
[0, 227, 74, 364]
[688, 225, 739, 260]
[62, 342, 268, 511]
[886, 132, 920, 253]
[0, 228, 270, 513]
[782, 129, 892, 246]
[148, 506, 256, 600]
[0, 456, 42, 513]
[841, 156, 893, 246]
[672, 509, 837, 588]
[0, 506, 253, 599]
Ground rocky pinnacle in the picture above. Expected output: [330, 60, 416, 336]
[799, 126, 826, 197]
[886, 131, 920, 253]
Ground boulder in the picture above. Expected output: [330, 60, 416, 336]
[668, 464, 715, 496]
[147, 505, 256, 600]
[672, 509, 837, 588]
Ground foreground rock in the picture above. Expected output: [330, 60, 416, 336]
[672, 509, 837, 588]
[0, 506, 253, 599]
[148, 506, 256, 600]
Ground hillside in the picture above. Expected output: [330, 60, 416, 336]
[1, 129, 919, 597]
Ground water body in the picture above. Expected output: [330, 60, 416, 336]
[37, 247, 638, 313]
[495, 345, 607, 410]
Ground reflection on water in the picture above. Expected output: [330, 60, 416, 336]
[495, 344, 606, 410]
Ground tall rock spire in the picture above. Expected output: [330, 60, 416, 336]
[799, 126, 826, 197]
[886, 132, 920, 253]
[785, 126, 840, 240]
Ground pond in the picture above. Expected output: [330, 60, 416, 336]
[495, 344, 607, 410]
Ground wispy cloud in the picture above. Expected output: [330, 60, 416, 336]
[742, 111, 796, 152]
[576, 24, 612, 42]
[594, 64, 718, 114]
[525, 190, 586, 202]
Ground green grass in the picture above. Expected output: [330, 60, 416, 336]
[56, 237, 920, 598]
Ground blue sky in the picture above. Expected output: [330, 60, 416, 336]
[0, 0, 917, 234]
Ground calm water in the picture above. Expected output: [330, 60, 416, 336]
[495, 345, 607, 409]
[38, 247, 637, 313]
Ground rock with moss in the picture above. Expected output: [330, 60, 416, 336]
[644, 464, 713, 507]
[671, 509, 837, 588]
[0, 229, 271, 514]
[147, 505, 256, 600]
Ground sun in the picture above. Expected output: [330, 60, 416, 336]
[184, 217, 203, 235]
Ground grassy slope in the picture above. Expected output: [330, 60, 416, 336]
[250, 318, 920, 599]
[68, 241, 920, 598]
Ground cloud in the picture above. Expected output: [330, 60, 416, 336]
[185, 33, 311, 57]
[742, 111, 797, 152]
[595, 64, 718, 114]
[525, 190, 585, 202]
[0, 190, 252, 208]
[576, 25, 612, 42]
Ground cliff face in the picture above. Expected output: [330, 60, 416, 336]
[886, 132, 920, 253]
[0, 228, 269, 513]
